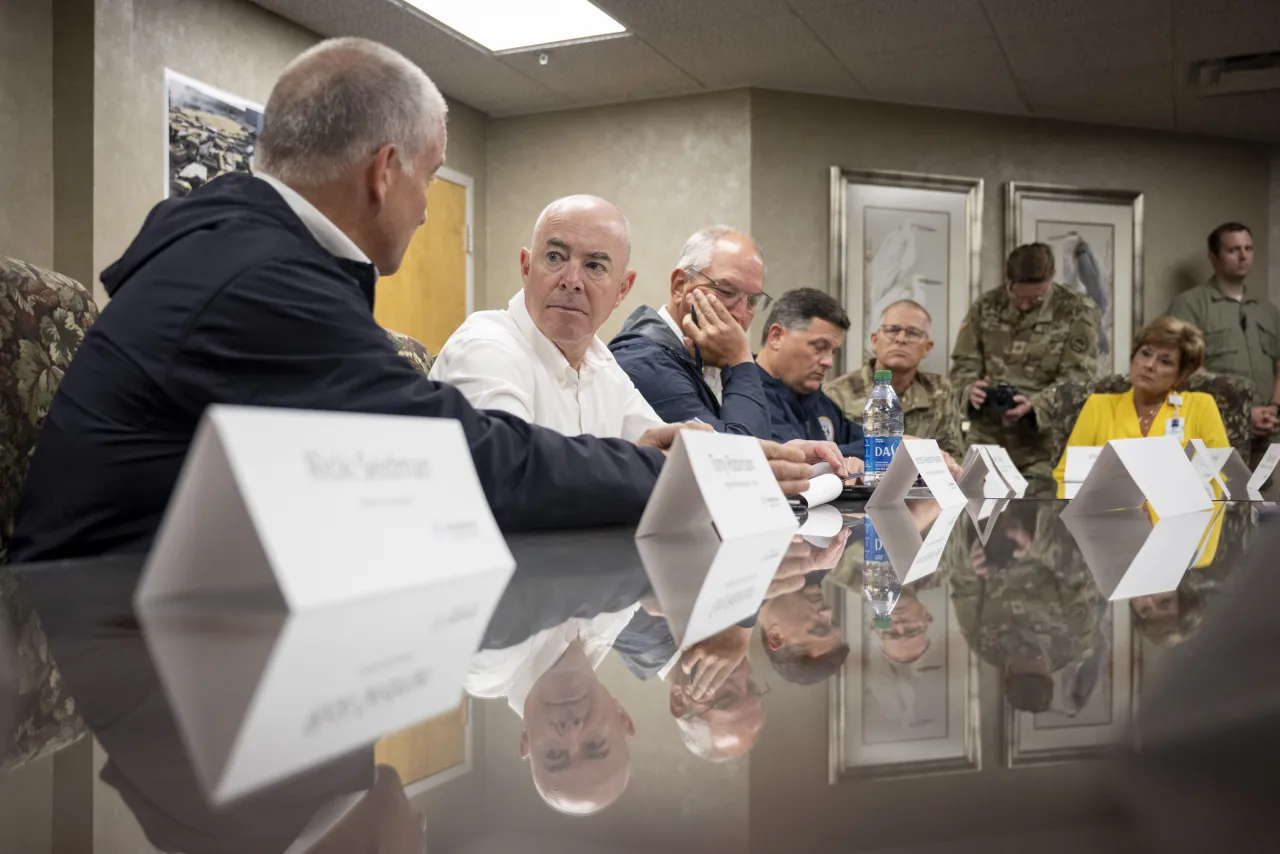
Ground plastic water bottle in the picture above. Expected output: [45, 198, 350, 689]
[863, 369, 904, 487]
[862, 517, 900, 631]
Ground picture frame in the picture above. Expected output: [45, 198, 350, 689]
[829, 167, 983, 377]
[1004, 602, 1141, 767]
[1005, 182, 1145, 376]
[165, 69, 264, 199]
[828, 580, 982, 782]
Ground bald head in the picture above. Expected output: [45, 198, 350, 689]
[257, 37, 447, 187]
[521, 194, 638, 368]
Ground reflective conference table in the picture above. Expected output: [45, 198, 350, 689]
[2, 497, 1277, 854]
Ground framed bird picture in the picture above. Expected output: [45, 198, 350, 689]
[829, 167, 984, 377]
[1005, 183, 1145, 376]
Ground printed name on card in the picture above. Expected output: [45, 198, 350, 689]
[957, 446, 1015, 501]
[866, 439, 966, 509]
[135, 405, 515, 612]
[1247, 443, 1280, 500]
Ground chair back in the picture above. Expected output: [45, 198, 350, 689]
[0, 256, 97, 769]
[386, 328, 435, 377]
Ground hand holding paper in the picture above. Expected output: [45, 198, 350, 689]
[761, 440, 814, 495]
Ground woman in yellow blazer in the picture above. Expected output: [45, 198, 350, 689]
[1053, 316, 1229, 495]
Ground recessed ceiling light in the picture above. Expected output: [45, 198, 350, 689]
[404, 0, 627, 53]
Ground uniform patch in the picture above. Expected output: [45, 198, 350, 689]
[818, 416, 835, 442]
[1011, 340, 1027, 355]
[1069, 335, 1088, 354]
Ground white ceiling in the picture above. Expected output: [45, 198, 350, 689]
[248, 0, 1280, 142]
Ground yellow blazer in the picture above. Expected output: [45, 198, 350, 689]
[1053, 389, 1229, 496]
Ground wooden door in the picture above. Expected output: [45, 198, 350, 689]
[374, 701, 469, 786]
[373, 174, 469, 354]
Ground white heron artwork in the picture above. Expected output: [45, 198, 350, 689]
[864, 220, 943, 352]
[1048, 230, 1113, 358]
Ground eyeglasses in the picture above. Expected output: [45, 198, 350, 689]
[688, 267, 773, 313]
[690, 677, 772, 719]
[1006, 283, 1048, 309]
[879, 324, 929, 343]
[877, 623, 927, 641]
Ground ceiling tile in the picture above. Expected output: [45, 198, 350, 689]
[788, 0, 993, 55]
[980, 0, 1171, 36]
[642, 12, 866, 96]
[1021, 63, 1176, 130]
[1000, 16, 1173, 79]
[499, 36, 701, 103]
[589, 0, 792, 37]
[843, 38, 1027, 115]
[1173, 0, 1280, 61]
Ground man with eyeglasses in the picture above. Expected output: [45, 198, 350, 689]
[825, 299, 965, 458]
[950, 243, 1100, 493]
[610, 225, 775, 438]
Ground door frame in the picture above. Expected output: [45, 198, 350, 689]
[435, 165, 476, 316]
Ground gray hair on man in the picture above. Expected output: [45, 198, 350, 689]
[256, 37, 448, 186]
[880, 298, 932, 326]
[677, 225, 766, 274]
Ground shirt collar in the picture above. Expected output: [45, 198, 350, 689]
[1208, 276, 1256, 303]
[255, 172, 374, 267]
[865, 358, 932, 411]
[508, 290, 613, 385]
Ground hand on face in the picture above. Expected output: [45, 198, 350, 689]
[682, 626, 752, 702]
[681, 290, 753, 368]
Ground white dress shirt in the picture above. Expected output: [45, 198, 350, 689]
[430, 290, 665, 442]
[657, 305, 723, 403]
[464, 606, 640, 717]
[255, 172, 373, 266]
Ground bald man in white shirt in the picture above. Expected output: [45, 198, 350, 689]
[431, 195, 664, 442]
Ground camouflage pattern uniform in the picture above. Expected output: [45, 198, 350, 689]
[948, 504, 1104, 674]
[824, 359, 965, 458]
[0, 256, 96, 768]
[385, 329, 435, 377]
[950, 284, 1100, 490]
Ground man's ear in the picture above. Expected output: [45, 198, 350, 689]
[366, 143, 397, 208]
[616, 700, 636, 736]
[519, 727, 530, 761]
[670, 268, 688, 304]
[669, 686, 688, 717]
[766, 323, 786, 350]
[520, 247, 533, 283]
[921, 336, 935, 358]
[764, 624, 785, 652]
[616, 270, 638, 308]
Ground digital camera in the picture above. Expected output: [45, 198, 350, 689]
[984, 381, 1019, 414]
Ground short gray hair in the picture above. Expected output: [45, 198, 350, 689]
[257, 37, 448, 186]
[880, 298, 932, 327]
[677, 225, 765, 274]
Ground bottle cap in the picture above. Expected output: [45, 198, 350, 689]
[873, 615, 891, 630]
[874, 370, 892, 381]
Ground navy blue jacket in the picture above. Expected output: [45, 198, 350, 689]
[754, 364, 866, 459]
[10, 173, 664, 562]
[608, 306, 772, 438]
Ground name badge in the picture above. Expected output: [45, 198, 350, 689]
[1166, 417, 1185, 442]
[1167, 393, 1183, 406]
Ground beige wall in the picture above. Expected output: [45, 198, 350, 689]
[750, 90, 1273, 337]
[0, 0, 55, 268]
[484, 91, 752, 341]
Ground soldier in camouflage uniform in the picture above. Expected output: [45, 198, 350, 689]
[950, 244, 1100, 494]
[825, 299, 965, 458]
[948, 502, 1105, 713]
[0, 256, 96, 768]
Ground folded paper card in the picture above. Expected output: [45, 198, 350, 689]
[865, 502, 966, 585]
[1063, 446, 1103, 497]
[1062, 437, 1212, 518]
[1061, 506, 1219, 600]
[965, 497, 1010, 546]
[1183, 439, 1227, 498]
[957, 446, 1015, 501]
[139, 574, 505, 803]
[1247, 443, 1280, 501]
[982, 446, 1029, 497]
[866, 439, 966, 509]
[136, 405, 514, 611]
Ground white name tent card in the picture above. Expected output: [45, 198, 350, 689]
[866, 439, 967, 510]
[1060, 506, 1219, 600]
[865, 502, 966, 585]
[1062, 446, 1103, 498]
[635, 528, 794, 648]
[136, 405, 514, 611]
[139, 575, 504, 803]
[1062, 437, 1212, 519]
[965, 497, 1010, 546]
[636, 430, 798, 647]
[983, 446, 1029, 498]
[1210, 448, 1255, 498]
[1247, 444, 1280, 501]
[1183, 439, 1227, 498]
[957, 446, 1015, 501]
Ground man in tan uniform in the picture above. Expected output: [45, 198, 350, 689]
[950, 243, 1100, 493]
[825, 299, 964, 458]
[1166, 222, 1280, 466]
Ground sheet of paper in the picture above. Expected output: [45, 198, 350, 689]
[140, 571, 507, 803]
[136, 405, 514, 611]
[799, 473, 843, 508]
[866, 439, 966, 509]
[1064, 446, 1103, 486]
[1247, 443, 1280, 497]
[1065, 437, 1212, 518]
[984, 446, 1030, 498]
[1183, 438, 1225, 498]
[1211, 449, 1254, 498]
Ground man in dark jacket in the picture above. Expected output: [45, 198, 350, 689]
[754, 289, 866, 463]
[9, 38, 811, 563]
[609, 226, 774, 438]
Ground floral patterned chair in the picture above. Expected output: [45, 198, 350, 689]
[1041, 370, 1255, 467]
[385, 328, 435, 377]
[1, 256, 97, 769]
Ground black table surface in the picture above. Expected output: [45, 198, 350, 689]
[2, 499, 1277, 854]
